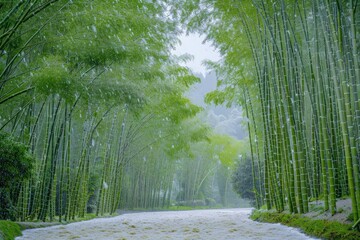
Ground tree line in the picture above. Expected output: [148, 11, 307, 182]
[182, 0, 360, 225]
[0, 0, 244, 221]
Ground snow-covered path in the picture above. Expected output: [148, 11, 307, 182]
[16, 208, 316, 240]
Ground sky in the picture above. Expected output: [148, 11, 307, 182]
[172, 33, 221, 76]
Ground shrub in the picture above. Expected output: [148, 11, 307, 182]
[0, 220, 22, 240]
[0, 133, 34, 220]
[232, 156, 263, 206]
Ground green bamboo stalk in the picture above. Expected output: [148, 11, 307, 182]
[243, 88, 260, 208]
[321, 1, 358, 221]
[64, 110, 72, 222]
[96, 111, 118, 216]
[246, 88, 265, 207]
[38, 96, 62, 221]
[347, 0, 360, 218]
[110, 106, 128, 213]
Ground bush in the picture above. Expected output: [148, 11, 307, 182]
[232, 156, 263, 206]
[0, 133, 34, 220]
[0, 220, 22, 240]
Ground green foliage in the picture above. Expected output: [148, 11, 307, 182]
[0, 220, 22, 240]
[32, 56, 75, 102]
[209, 134, 247, 167]
[204, 89, 228, 106]
[0, 133, 33, 188]
[43, 0, 176, 66]
[0, 133, 34, 220]
[232, 156, 262, 206]
[163, 95, 201, 124]
[251, 210, 360, 240]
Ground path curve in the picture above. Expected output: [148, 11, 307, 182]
[16, 208, 316, 240]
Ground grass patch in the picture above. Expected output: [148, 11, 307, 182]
[0, 220, 22, 240]
[167, 206, 195, 211]
[68, 236, 80, 239]
[17, 213, 104, 230]
[166, 205, 224, 211]
[192, 228, 200, 233]
[250, 210, 360, 240]
[309, 204, 324, 213]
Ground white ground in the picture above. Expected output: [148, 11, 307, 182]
[16, 208, 317, 240]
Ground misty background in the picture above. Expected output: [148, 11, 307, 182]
[186, 71, 248, 140]
[172, 33, 247, 140]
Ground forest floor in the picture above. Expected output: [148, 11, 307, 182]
[250, 198, 360, 240]
[304, 198, 353, 224]
[15, 208, 316, 240]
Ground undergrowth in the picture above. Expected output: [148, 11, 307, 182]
[0, 220, 21, 240]
[250, 210, 360, 240]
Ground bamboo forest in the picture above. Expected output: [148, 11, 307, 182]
[0, 0, 360, 239]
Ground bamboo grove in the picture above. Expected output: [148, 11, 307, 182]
[181, 0, 360, 224]
[0, 0, 245, 222]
